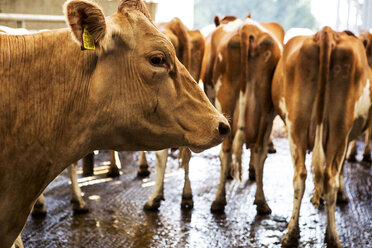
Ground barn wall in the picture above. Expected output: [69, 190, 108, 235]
[0, 0, 157, 30]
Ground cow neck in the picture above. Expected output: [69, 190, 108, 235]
[0, 29, 98, 173]
[0, 30, 102, 236]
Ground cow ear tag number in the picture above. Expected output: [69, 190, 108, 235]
[82, 25, 95, 50]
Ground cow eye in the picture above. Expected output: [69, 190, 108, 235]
[150, 55, 166, 67]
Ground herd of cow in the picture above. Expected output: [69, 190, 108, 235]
[0, 0, 371, 247]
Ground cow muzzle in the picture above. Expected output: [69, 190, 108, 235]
[188, 117, 230, 153]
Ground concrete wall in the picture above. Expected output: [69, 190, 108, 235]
[0, 0, 137, 30]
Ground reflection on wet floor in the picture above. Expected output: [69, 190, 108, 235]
[23, 138, 371, 247]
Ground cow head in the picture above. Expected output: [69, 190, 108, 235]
[64, 0, 229, 152]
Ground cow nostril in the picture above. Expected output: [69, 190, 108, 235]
[218, 122, 230, 136]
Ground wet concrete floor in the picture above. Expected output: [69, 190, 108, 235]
[22, 138, 371, 248]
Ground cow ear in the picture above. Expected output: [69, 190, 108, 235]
[65, 0, 106, 49]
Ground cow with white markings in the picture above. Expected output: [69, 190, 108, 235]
[202, 16, 284, 213]
[272, 26, 372, 247]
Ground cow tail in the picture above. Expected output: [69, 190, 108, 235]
[231, 27, 252, 181]
[310, 27, 332, 183]
[239, 26, 251, 93]
[313, 27, 332, 127]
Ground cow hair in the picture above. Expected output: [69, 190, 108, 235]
[118, 0, 152, 21]
[64, 0, 106, 46]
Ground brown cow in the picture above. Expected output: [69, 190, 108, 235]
[139, 17, 206, 210]
[272, 26, 372, 247]
[202, 17, 284, 214]
[211, 14, 277, 159]
[0, 0, 230, 246]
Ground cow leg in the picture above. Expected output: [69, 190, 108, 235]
[362, 128, 372, 163]
[324, 181, 342, 248]
[283, 130, 307, 247]
[252, 119, 274, 215]
[322, 122, 348, 248]
[337, 163, 348, 204]
[138, 151, 151, 177]
[211, 144, 231, 213]
[144, 149, 168, 211]
[107, 150, 120, 177]
[68, 163, 89, 214]
[179, 147, 193, 209]
[31, 193, 47, 216]
[346, 140, 357, 162]
[211, 71, 238, 212]
[252, 147, 271, 214]
[324, 153, 345, 248]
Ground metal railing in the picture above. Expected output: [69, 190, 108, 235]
[0, 13, 65, 28]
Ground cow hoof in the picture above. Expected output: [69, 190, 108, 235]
[144, 201, 161, 211]
[107, 165, 120, 178]
[337, 191, 349, 204]
[254, 200, 272, 215]
[346, 154, 357, 163]
[31, 204, 47, 217]
[210, 200, 226, 213]
[181, 198, 194, 210]
[282, 229, 300, 247]
[137, 164, 150, 177]
[71, 198, 89, 214]
[248, 168, 256, 181]
[325, 229, 342, 248]
[144, 196, 163, 211]
[73, 205, 89, 215]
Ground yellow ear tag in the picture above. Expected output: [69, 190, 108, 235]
[82, 24, 95, 50]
